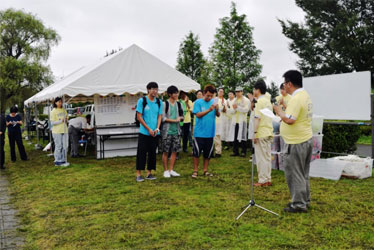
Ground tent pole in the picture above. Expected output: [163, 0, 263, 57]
[35, 103, 42, 149]
[48, 100, 53, 156]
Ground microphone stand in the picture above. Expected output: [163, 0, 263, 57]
[236, 146, 279, 220]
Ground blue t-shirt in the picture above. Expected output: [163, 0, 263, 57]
[6, 114, 22, 133]
[136, 96, 163, 136]
[193, 99, 216, 138]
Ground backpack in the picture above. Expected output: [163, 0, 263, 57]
[164, 101, 184, 118]
[135, 96, 161, 127]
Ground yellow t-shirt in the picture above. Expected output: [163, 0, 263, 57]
[254, 96, 273, 138]
[280, 89, 313, 144]
[50, 108, 68, 134]
[183, 100, 193, 123]
[276, 94, 291, 110]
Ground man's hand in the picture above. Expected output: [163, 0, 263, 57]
[222, 105, 226, 113]
[0, 132, 2, 135]
[233, 103, 238, 109]
[273, 104, 282, 115]
[148, 128, 155, 137]
[247, 93, 254, 102]
[279, 98, 284, 105]
[253, 138, 258, 144]
[209, 104, 216, 111]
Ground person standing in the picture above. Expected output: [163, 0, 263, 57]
[214, 88, 227, 157]
[180, 91, 193, 153]
[252, 80, 274, 187]
[135, 82, 163, 182]
[6, 106, 28, 163]
[274, 70, 313, 213]
[50, 97, 69, 167]
[224, 91, 236, 150]
[191, 90, 203, 136]
[161, 86, 184, 178]
[0, 112, 6, 169]
[276, 83, 292, 110]
[228, 87, 250, 157]
[68, 114, 91, 158]
[192, 85, 220, 178]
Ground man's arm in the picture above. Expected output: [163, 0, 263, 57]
[195, 105, 215, 118]
[273, 105, 296, 125]
[137, 112, 154, 135]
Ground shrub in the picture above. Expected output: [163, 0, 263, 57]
[322, 123, 361, 158]
[360, 125, 371, 136]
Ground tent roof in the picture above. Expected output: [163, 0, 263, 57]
[25, 44, 200, 105]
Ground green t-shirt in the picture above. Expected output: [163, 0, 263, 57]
[168, 102, 178, 135]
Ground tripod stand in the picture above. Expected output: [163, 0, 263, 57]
[236, 147, 279, 220]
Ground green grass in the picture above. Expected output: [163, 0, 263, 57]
[3, 139, 374, 249]
[357, 135, 371, 145]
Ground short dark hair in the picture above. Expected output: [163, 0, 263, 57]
[203, 84, 216, 94]
[10, 106, 18, 113]
[167, 85, 179, 96]
[283, 70, 302, 88]
[196, 90, 203, 95]
[146, 82, 159, 90]
[228, 90, 234, 95]
[53, 97, 62, 108]
[280, 83, 284, 90]
[218, 87, 224, 92]
[254, 79, 267, 94]
[86, 114, 91, 120]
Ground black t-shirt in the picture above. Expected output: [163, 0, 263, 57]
[6, 114, 22, 133]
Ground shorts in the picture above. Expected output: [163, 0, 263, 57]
[193, 137, 214, 159]
[162, 134, 181, 153]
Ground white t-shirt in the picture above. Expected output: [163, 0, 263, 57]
[68, 117, 87, 130]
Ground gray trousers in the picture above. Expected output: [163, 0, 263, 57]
[282, 138, 313, 209]
[68, 126, 80, 157]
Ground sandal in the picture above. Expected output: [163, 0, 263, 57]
[191, 171, 198, 178]
[203, 171, 213, 177]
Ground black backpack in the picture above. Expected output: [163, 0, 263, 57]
[135, 97, 161, 127]
[164, 100, 184, 118]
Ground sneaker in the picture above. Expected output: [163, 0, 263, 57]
[61, 162, 70, 167]
[136, 176, 145, 182]
[146, 174, 157, 180]
[55, 161, 64, 166]
[169, 170, 180, 177]
[163, 171, 171, 178]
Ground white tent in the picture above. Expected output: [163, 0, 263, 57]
[25, 44, 200, 105]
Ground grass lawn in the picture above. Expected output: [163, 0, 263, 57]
[2, 139, 374, 249]
[357, 135, 371, 145]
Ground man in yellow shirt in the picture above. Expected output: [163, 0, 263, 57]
[274, 70, 313, 213]
[252, 80, 274, 187]
[275, 83, 292, 110]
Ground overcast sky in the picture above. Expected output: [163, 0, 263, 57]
[1, 0, 305, 86]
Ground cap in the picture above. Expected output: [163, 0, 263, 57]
[235, 86, 243, 92]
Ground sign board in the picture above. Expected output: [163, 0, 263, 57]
[94, 94, 142, 126]
[303, 71, 371, 120]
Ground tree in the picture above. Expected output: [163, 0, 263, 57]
[279, 0, 374, 80]
[176, 31, 206, 86]
[0, 8, 60, 113]
[209, 2, 262, 93]
[267, 81, 279, 101]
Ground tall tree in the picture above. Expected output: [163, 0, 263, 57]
[176, 31, 206, 86]
[267, 81, 279, 101]
[209, 2, 262, 92]
[0, 8, 60, 112]
[279, 0, 374, 79]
